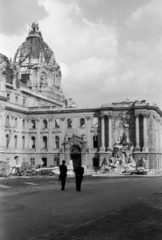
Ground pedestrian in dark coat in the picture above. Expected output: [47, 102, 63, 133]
[59, 160, 67, 191]
[74, 162, 84, 191]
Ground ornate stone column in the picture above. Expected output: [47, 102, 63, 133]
[86, 116, 91, 150]
[107, 114, 112, 151]
[26, 119, 30, 150]
[48, 118, 53, 152]
[60, 117, 65, 147]
[158, 118, 161, 152]
[36, 119, 40, 151]
[135, 113, 140, 151]
[18, 117, 22, 149]
[100, 115, 105, 151]
[160, 121, 162, 152]
[10, 116, 15, 149]
[142, 113, 149, 152]
[0, 105, 5, 150]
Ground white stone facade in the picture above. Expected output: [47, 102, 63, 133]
[0, 23, 162, 173]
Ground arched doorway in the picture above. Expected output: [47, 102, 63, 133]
[70, 145, 81, 168]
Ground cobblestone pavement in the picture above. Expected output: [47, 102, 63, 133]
[1, 176, 162, 240]
[34, 195, 162, 240]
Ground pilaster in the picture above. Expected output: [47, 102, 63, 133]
[134, 113, 140, 151]
[86, 116, 91, 150]
[107, 114, 113, 151]
[100, 114, 105, 152]
[142, 113, 149, 152]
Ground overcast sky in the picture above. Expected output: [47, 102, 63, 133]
[0, 0, 162, 108]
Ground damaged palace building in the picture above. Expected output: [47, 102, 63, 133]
[0, 22, 162, 175]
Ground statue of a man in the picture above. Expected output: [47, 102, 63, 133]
[0, 61, 7, 76]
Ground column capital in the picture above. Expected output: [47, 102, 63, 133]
[134, 113, 139, 118]
[107, 114, 113, 119]
[100, 114, 105, 119]
[86, 116, 91, 120]
[48, 118, 53, 122]
[142, 113, 150, 118]
[60, 117, 65, 121]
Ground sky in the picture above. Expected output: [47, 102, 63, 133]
[0, 0, 162, 109]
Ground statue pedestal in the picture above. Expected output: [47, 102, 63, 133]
[142, 146, 148, 152]
[135, 146, 140, 151]
[100, 147, 105, 152]
[107, 147, 112, 152]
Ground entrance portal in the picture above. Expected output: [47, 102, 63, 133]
[70, 145, 81, 168]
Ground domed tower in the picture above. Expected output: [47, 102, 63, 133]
[14, 21, 65, 103]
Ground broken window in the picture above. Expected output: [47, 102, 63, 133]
[80, 118, 85, 128]
[22, 136, 25, 149]
[31, 136, 35, 149]
[55, 118, 60, 128]
[93, 135, 98, 148]
[55, 136, 59, 149]
[67, 118, 72, 128]
[14, 135, 18, 149]
[42, 136, 47, 149]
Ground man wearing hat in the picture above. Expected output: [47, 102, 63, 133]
[74, 162, 84, 191]
[59, 160, 67, 191]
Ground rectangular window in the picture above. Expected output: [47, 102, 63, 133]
[23, 98, 26, 106]
[7, 93, 10, 102]
[15, 96, 18, 103]
[30, 158, 35, 166]
[55, 119, 60, 128]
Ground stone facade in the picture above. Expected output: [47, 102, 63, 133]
[0, 23, 162, 173]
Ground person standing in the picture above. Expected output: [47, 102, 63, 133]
[74, 162, 84, 191]
[59, 160, 67, 191]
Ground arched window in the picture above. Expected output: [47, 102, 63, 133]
[42, 119, 48, 129]
[6, 134, 10, 148]
[22, 119, 26, 129]
[14, 135, 18, 149]
[31, 136, 35, 149]
[92, 117, 98, 128]
[42, 136, 47, 149]
[55, 118, 60, 128]
[22, 136, 25, 149]
[6, 116, 9, 126]
[14, 156, 19, 165]
[30, 158, 35, 166]
[15, 118, 18, 128]
[80, 118, 85, 128]
[67, 118, 72, 128]
[93, 135, 98, 148]
[55, 136, 59, 149]
[31, 120, 36, 129]
[23, 98, 26, 106]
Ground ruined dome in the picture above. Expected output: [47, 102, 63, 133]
[14, 22, 56, 69]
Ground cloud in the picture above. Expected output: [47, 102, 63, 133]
[126, 0, 162, 42]
[1, 0, 162, 109]
[37, 0, 118, 106]
[0, 0, 47, 36]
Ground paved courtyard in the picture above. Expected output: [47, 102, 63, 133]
[0, 176, 162, 240]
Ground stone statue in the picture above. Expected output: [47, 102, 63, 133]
[0, 61, 7, 91]
[13, 64, 21, 88]
[29, 21, 42, 37]
[0, 61, 7, 75]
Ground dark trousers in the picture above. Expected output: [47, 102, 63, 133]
[60, 176, 66, 190]
[75, 176, 83, 191]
